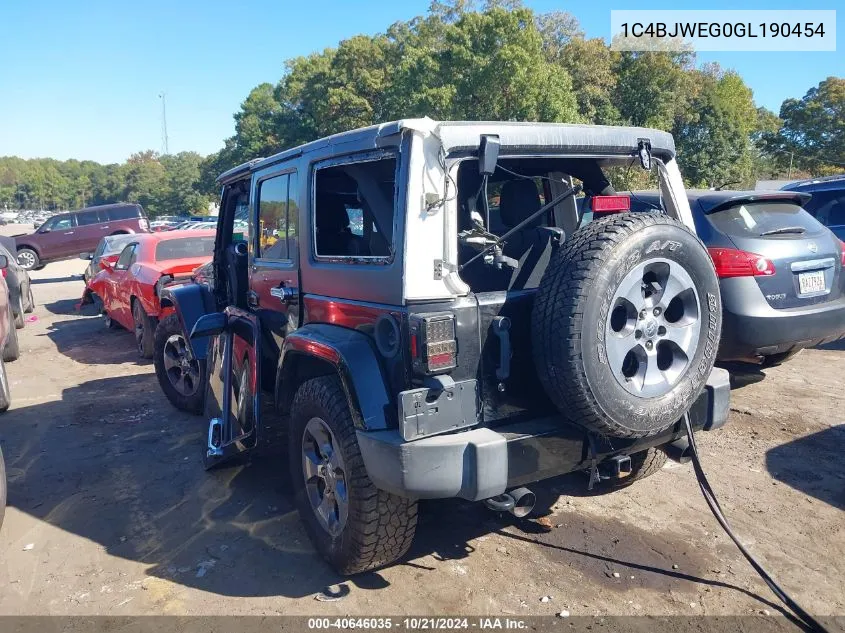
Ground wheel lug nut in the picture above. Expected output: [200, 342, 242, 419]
[639, 310, 647, 319]
[658, 326, 667, 336]
[645, 341, 653, 350]
[653, 307, 661, 316]
[635, 330, 642, 339]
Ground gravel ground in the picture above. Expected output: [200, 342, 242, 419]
[0, 243, 842, 628]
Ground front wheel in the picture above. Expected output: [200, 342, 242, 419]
[154, 314, 206, 414]
[289, 376, 418, 575]
[16, 248, 39, 271]
[13, 293, 24, 329]
[24, 284, 34, 313]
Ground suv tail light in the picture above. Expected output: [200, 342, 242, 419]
[708, 247, 776, 278]
[592, 195, 631, 213]
[410, 313, 457, 375]
[1, 268, 6, 278]
[840, 241, 845, 267]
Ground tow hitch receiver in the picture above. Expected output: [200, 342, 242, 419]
[600, 455, 632, 479]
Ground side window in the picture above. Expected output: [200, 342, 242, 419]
[805, 190, 845, 227]
[256, 172, 297, 261]
[115, 244, 136, 270]
[52, 216, 75, 230]
[313, 156, 396, 259]
[107, 206, 139, 221]
[77, 210, 101, 226]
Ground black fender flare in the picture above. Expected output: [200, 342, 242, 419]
[277, 324, 391, 431]
[159, 282, 216, 360]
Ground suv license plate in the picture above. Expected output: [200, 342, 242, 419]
[799, 270, 826, 294]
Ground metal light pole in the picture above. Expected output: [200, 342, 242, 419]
[159, 92, 170, 156]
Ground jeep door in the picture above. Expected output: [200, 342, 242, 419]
[248, 168, 300, 387]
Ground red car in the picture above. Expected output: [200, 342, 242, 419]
[87, 230, 216, 358]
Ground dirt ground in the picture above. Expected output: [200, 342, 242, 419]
[0, 229, 843, 626]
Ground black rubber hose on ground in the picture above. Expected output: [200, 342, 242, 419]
[682, 412, 830, 633]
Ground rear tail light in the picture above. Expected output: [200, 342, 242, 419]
[410, 313, 457, 375]
[592, 195, 631, 213]
[708, 247, 776, 278]
[1, 268, 6, 278]
[840, 241, 845, 267]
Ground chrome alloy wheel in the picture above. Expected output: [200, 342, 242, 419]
[301, 417, 349, 537]
[605, 258, 701, 398]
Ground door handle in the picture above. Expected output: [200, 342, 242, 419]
[247, 290, 259, 308]
[66, 231, 74, 235]
[270, 286, 296, 303]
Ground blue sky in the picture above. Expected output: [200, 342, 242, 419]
[0, 0, 841, 164]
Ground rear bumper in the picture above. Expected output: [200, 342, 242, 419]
[357, 367, 730, 501]
[719, 278, 845, 361]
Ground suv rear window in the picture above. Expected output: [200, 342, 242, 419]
[155, 236, 215, 261]
[107, 206, 141, 221]
[707, 201, 825, 238]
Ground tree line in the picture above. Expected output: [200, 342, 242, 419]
[1, 1, 842, 216]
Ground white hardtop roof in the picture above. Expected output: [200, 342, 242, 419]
[217, 117, 676, 184]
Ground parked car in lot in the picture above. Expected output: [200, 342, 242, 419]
[0, 237, 34, 328]
[80, 233, 138, 286]
[614, 190, 845, 366]
[14, 202, 150, 271]
[783, 174, 845, 241]
[86, 230, 215, 358]
[162, 119, 730, 574]
[0, 252, 21, 412]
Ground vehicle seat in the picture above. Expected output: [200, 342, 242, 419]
[316, 198, 364, 256]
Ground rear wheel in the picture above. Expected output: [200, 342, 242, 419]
[0, 359, 10, 413]
[132, 300, 155, 358]
[3, 305, 20, 362]
[13, 293, 24, 329]
[16, 248, 39, 271]
[154, 315, 205, 414]
[290, 376, 417, 575]
[24, 284, 34, 313]
[533, 213, 721, 439]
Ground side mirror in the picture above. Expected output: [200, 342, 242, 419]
[79, 252, 93, 260]
[0, 254, 7, 269]
[99, 259, 114, 272]
[479, 134, 500, 176]
[190, 312, 227, 340]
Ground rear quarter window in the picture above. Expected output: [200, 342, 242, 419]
[155, 237, 215, 261]
[107, 206, 142, 221]
[707, 201, 826, 237]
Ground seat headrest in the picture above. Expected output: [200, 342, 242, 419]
[316, 197, 350, 232]
[499, 179, 541, 228]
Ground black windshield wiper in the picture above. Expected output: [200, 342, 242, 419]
[759, 226, 806, 236]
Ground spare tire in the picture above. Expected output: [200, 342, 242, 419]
[532, 213, 721, 439]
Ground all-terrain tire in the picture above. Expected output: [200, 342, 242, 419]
[154, 315, 206, 414]
[533, 213, 721, 439]
[607, 448, 668, 489]
[3, 305, 20, 362]
[289, 376, 418, 575]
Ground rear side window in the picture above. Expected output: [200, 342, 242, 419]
[256, 171, 298, 261]
[107, 206, 141, 221]
[803, 190, 845, 227]
[707, 201, 825, 237]
[313, 155, 396, 259]
[155, 237, 215, 261]
[77, 210, 104, 226]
